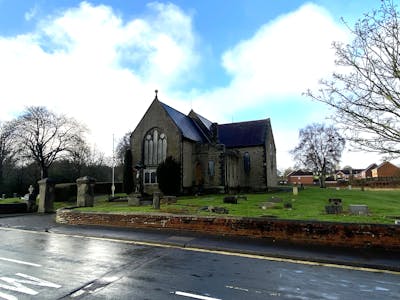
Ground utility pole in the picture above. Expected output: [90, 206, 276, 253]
[111, 133, 115, 197]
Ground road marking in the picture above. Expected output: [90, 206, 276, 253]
[1, 227, 400, 276]
[0, 273, 61, 298]
[175, 291, 222, 300]
[0, 291, 17, 300]
[0, 257, 41, 267]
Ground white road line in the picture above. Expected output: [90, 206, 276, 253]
[0, 257, 41, 267]
[175, 291, 222, 300]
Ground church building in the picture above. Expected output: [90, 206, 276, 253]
[130, 92, 277, 194]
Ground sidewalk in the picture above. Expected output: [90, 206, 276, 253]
[0, 213, 399, 272]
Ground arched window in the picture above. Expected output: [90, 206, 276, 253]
[144, 129, 167, 166]
[243, 152, 251, 174]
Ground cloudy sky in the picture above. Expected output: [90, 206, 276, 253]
[0, 0, 390, 170]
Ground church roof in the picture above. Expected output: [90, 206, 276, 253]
[218, 119, 269, 147]
[160, 102, 206, 142]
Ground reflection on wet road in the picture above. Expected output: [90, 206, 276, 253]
[0, 228, 399, 299]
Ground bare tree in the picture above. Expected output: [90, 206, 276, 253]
[0, 122, 14, 185]
[10, 106, 87, 179]
[291, 123, 345, 188]
[306, 0, 400, 158]
[116, 131, 132, 165]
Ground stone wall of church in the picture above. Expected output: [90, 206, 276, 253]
[130, 101, 182, 194]
[193, 144, 224, 190]
[234, 146, 266, 191]
[182, 140, 194, 188]
[265, 122, 277, 187]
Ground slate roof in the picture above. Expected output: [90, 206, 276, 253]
[288, 170, 314, 176]
[159, 102, 206, 142]
[218, 119, 268, 148]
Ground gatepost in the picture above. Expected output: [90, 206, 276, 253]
[76, 176, 96, 207]
[38, 178, 56, 213]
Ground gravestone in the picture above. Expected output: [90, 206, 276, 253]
[160, 196, 177, 205]
[259, 202, 275, 210]
[349, 204, 369, 215]
[292, 186, 298, 195]
[128, 193, 141, 206]
[76, 176, 96, 207]
[223, 196, 237, 204]
[153, 192, 161, 209]
[325, 198, 343, 214]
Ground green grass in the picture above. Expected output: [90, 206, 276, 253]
[0, 197, 25, 204]
[62, 187, 400, 224]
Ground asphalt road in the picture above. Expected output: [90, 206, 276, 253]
[0, 225, 400, 299]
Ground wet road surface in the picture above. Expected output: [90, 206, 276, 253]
[0, 227, 399, 299]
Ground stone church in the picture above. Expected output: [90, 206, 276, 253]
[130, 92, 277, 194]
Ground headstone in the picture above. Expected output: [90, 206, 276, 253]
[292, 186, 298, 195]
[259, 202, 275, 209]
[128, 193, 141, 206]
[160, 196, 177, 205]
[38, 178, 56, 213]
[153, 192, 161, 209]
[76, 176, 96, 207]
[349, 204, 369, 215]
[348, 185, 352, 190]
[13, 193, 17, 198]
[223, 196, 237, 204]
[1, 194, 5, 199]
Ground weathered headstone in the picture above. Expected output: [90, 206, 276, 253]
[26, 184, 37, 212]
[259, 202, 276, 209]
[292, 186, 298, 195]
[76, 176, 96, 207]
[1, 194, 5, 199]
[160, 196, 177, 205]
[128, 193, 141, 206]
[38, 178, 56, 213]
[153, 192, 161, 209]
[349, 204, 369, 215]
[223, 196, 237, 204]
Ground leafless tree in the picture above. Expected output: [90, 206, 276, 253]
[306, 0, 400, 158]
[116, 131, 131, 165]
[9, 106, 87, 179]
[291, 123, 345, 188]
[0, 122, 14, 185]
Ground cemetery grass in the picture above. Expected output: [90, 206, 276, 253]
[0, 197, 25, 204]
[71, 187, 400, 224]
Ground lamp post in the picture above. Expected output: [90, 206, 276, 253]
[111, 134, 115, 197]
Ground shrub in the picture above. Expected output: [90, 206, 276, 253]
[123, 149, 134, 194]
[157, 156, 181, 195]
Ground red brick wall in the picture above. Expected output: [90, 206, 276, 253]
[288, 175, 314, 185]
[56, 210, 400, 251]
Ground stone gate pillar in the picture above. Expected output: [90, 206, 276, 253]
[76, 176, 96, 207]
[38, 178, 56, 213]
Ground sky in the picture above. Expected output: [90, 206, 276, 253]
[0, 0, 393, 171]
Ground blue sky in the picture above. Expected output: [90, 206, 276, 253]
[0, 0, 388, 170]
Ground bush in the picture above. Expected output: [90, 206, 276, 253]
[123, 149, 134, 194]
[157, 156, 181, 195]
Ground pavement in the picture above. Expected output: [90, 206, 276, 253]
[0, 212, 399, 272]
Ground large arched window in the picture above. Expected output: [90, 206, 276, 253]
[144, 128, 167, 166]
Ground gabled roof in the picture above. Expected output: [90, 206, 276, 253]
[373, 161, 400, 170]
[159, 102, 206, 142]
[218, 119, 269, 148]
[191, 110, 213, 130]
[288, 170, 314, 176]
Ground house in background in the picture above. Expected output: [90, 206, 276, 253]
[356, 163, 377, 179]
[335, 168, 363, 182]
[371, 162, 400, 178]
[287, 170, 314, 185]
[130, 92, 277, 194]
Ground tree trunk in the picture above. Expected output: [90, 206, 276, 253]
[41, 165, 48, 179]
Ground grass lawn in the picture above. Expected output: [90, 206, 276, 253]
[68, 187, 400, 224]
[0, 197, 25, 204]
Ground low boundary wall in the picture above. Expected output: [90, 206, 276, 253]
[56, 209, 400, 251]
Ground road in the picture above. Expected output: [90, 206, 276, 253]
[0, 226, 399, 299]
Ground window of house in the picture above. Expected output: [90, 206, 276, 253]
[244, 152, 251, 174]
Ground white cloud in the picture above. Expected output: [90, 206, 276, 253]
[0, 2, 383, 170]
[0, 1, 198, 155]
